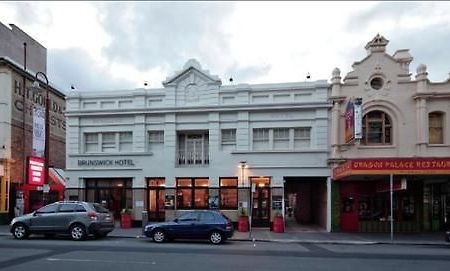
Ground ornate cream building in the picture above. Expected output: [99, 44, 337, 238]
[330, 34, 450, 233]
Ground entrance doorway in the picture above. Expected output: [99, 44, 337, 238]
[284, 177, 327, 230]
[251, 177, 270, 227]
[85, 178, 132, 219]
[147, 178, 165, 222]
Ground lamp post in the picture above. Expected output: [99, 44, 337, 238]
[31, 72, 50, 205]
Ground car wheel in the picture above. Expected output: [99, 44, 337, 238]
[152, 229, 165, 243]
[70, 224, 86, 241]
[209, 231, 223, 245]
[12, 223, 29, 240]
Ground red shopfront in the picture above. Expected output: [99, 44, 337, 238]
[22, 165, 66, 214]
[333, 158, 450, 233]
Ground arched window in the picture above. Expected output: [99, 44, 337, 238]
[429, 112, 444, 144]
[361, 110, 392, 145]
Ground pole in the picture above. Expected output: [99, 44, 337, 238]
[390, 174, 394, 242]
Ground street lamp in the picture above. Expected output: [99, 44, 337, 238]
[31, 72, 50, 204]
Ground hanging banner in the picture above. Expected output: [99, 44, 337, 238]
[354, 98, 363, 139]
[344, 99, 355, 143]
[32, 106, 45, 158]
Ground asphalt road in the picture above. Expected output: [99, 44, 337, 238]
[0, 235, 449, 271]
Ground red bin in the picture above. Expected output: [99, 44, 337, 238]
[238, 216, 249, 232]
[272, 216, 284, 233]
[120, 214, 132, 229]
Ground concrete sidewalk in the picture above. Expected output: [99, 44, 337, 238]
[2, 224, 448, 246]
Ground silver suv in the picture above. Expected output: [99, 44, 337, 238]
[10, 201, 115, 241]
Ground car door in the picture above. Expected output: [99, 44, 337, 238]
[55, 203, 77, 231]
[29, 203, 59, 232]
[197, 212, 218, 238]
[171, 212, 199, 238]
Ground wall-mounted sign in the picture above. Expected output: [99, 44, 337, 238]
[28, 156, 45, 185]
[77, 159, 135, 167]
[333, 158, 450, 180]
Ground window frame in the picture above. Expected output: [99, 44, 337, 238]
[428, 112, 444, 144]
[176, 178, 209, 209]
[361, 110, 392, 145]
[219, 177, 238, 209]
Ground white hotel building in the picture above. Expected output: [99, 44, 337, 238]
[65, 60, 331, 229]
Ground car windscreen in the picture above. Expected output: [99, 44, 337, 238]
[91, 203, 110, 213]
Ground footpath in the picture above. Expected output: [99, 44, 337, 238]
[1, 224, 448, 246]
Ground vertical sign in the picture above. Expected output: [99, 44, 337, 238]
[354, 98, 363, 139]
[28, 156, 45, 185]
[32, 106, 45, 158]
[344, 99, 355, 144]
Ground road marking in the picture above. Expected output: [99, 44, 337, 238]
[47, 258, 156, 265]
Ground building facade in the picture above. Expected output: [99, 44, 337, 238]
[329, 34, 450, 233]
[65, 59, 331, 229]
[0, 22, 66, 224]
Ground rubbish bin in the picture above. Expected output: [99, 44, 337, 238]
[142, 210, 148, 235]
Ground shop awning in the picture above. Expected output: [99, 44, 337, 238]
[333, 157, 450, 180]
[48, 168, 66, 188]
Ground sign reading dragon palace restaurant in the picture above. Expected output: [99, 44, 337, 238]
[333, 158, 450, 180]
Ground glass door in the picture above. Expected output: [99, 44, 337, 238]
[251, 177, 271, 227]
[148, 178, 165, 222]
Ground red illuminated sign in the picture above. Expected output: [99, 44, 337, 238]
[28, 156, 45, 185]
[333, 158, 450, 180]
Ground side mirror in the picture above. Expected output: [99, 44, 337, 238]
[173, 218, 178, 223]
[33, 211, 38, 216]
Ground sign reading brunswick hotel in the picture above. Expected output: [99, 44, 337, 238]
[78, 159, 135, 167]
[333, 158, 450, 180]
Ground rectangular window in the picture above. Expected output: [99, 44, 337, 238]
[101, 132, 116, 152]
[253, 128, 269, 150]
[219, 178, 238, 209]
[294, 127, 311, 148]
[85, 133, 99, 153]
[221, 129, 236, 145]
[176, 178, 209, 209]
[148, 130, 164, 152]
[119, 132, 133, 152]
[429, 113, 444, 144]
[149, 131, 164, 143]
[273, 128, 290, 149]
[177, 133, 209, 165]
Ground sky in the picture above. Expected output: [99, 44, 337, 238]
[0, 1, 449, 92]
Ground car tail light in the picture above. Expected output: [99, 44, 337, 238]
[226, 222, 233, 230]
[88, 211, 98, 221]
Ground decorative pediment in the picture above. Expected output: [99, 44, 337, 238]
[162, 59, 222, 88]
[365, 33, 389, 53]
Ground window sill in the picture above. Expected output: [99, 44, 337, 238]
[231, 149, 327, 154]
[357, 145, 396, 149]
[427, 144, 449, 147]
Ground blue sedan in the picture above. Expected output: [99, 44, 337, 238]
[144, 210, 234, 244]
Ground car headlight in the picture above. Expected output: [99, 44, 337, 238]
[144, 225, 154, 231]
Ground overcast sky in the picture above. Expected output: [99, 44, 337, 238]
[1, 1, 449, 92]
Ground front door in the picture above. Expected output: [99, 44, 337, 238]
[147, 178, 165, 222]
[251, 177, 271, 227]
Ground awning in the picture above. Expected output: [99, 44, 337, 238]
[333, 157, 450, 180]
[48, 168, 66, 188]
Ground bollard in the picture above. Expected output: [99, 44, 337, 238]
[142, 210, 148, 235]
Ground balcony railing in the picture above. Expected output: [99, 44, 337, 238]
[177, 151, 209, 166]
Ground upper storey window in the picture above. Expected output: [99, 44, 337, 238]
[429, 112, 444, 144]
[361, 111, 392, 145]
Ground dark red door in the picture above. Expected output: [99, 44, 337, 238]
[340, 183, 359, 232]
